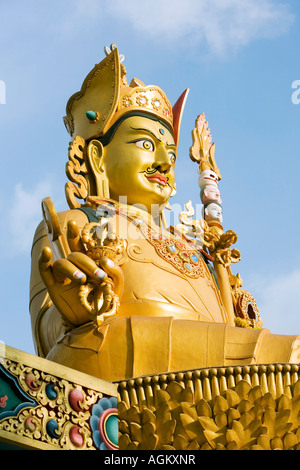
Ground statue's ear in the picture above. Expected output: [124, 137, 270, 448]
[86, 140, 110, 198]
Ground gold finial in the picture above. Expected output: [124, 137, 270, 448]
[189, 113, 221, 179]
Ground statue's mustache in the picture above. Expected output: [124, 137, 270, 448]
[144, 167, 160, 175]
[139, 168, 170, 187]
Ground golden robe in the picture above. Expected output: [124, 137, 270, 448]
[30, 203, 300, 382]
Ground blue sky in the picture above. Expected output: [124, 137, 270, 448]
[1, 0, 300, 356]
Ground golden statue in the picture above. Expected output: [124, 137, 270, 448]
[29, 45, 300, 384]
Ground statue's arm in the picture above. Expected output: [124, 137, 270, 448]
[29, 209, 93, 356]
[30, 208, 124, 357]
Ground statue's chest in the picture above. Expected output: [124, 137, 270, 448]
[131, 218, 207, 279]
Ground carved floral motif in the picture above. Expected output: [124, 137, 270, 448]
[118, 364, 300, 451]
[0, 396, 7, 408]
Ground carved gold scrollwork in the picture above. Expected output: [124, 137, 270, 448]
[65, 136, 88, 209]
[175, 202, 240, 269]
[213, 247, 241, 268]
[81, 221, 127, 265]
[176, 200, 206, 244]
[235, 290, 263, 329]
[0, 357, 106, 449]
[202, 223, 241, 268]
[229, 271, 262, 329]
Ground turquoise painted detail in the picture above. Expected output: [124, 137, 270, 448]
[191, 255, 199, 263]
[90, 396, 118, 450]
[86, 110, 97, 121]
[0, 365, 38, 419]
[105, 414, 118, 446]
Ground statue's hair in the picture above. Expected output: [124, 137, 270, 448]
[203, 201, 222, 210]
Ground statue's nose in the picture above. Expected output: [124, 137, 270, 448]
[153, 144, 172, 173]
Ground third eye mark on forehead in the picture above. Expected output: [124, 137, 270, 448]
[129, 126, 176, 149]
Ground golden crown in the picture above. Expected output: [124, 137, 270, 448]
[63, 45, 188, 146]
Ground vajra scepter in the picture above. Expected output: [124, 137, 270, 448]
[189, 113, 241, 326]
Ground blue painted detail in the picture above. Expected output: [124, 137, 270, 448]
[46, 419, 60, 439]
[191, 255, 199, 263]
[0, 364, 38, 419]
[45, 383, 57, 400]
[184, 263, 192, 271]
[168, 245, 177, 253]
[90, 396, 118, 450]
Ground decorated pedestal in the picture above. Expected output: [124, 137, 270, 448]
[0, 345, 118, 450]
[2, 345, 300, 450]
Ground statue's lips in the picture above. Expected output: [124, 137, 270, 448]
[145, 174, 167, 186]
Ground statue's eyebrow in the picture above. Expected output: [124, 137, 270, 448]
[129, 126, 176, 148]
[130, 126, 161, 142]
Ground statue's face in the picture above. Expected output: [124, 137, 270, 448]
[202, 185, 222, 204]
[205, 203, 223, 223]
[102, 115, 176, 212]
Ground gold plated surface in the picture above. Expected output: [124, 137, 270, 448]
[29, 45, 300, 390]
[117, 364, 300, 450]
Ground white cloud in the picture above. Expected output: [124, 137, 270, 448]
[105, 0, 294, 56]
[0, 1, 293, 60]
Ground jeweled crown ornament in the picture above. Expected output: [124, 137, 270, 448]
[63, 44, 188, 146]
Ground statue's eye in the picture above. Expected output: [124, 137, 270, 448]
[169, 152, 176, 164]
[134, 139, 154, 151]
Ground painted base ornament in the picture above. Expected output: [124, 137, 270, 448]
[0, 347, 118, 450]
[90, 397, 118, 450]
